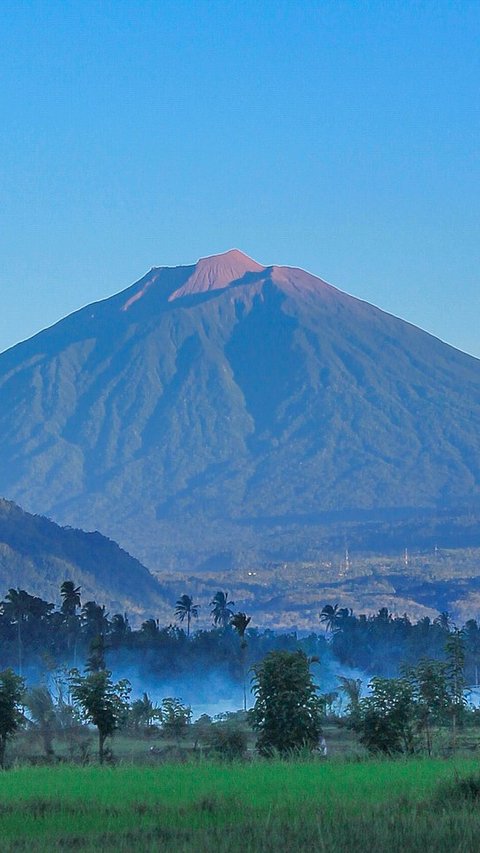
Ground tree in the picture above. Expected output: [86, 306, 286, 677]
[434, 611, 451, 632]
[250, 650, 323, 756]
[445, 628, 466, 751]
[321, 691, 339, 717]
[2, 589, 29, 675]
[159, 698, 192, 742]
[0, 669, 25, 768]
[403, 658, 449, 755]
[59, 582, 82, 666]
[350, 677, 415, 755]
[50, 666, 76, 730]
[2, 589, 54, 674]
[231, 612, 251, 711]
[464, 619, 480, 685]
[174, 595, 199, 638]
[191, 714, 213, 751]
[81, 602, 110, 643]
[85, 635, 106, 673]
[210, 591, 235, 629]
[110, 613, 130, 646]
[319, 603, 350, 634]
[129, 692, 160, 731]
[24, 685, 57, 758]
[69, 670, 131, 763]
[60, 582, 81, 617]
[140, 618, 160, 641]
[337, 675, 362, 715]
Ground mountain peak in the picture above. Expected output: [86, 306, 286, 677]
[197, 248, 263, 272]
[168, 249, 264, 301]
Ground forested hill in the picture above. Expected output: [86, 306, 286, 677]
[1, 249, 480, 569]
[0, 499, 169, 619]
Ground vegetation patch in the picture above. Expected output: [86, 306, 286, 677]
[0, 760, 478, 851]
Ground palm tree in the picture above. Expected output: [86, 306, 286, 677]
[174, 595, 199, 638]
[129, 692, 160, 730]
[65, 614, 82, 668]
[140, 618, 160, 641]
[60, 581, 81, 617]
[434, 611, 451, 631]
[24, 686, 57, 758]
[110, 613, 130, 644]
[2, 588, 37, 674]
[319, 603, 350, 634]
[337, 675, 362, 715]
[210, 591, 235, 629]
[231, 612, 251, 711]
[81, 601, 110, 641]
[320, 603, 339, 633]
[86, 634, 106, 673]
[60, 582, 82, 666]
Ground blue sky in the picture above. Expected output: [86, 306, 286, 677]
[1, 1, 479, 355]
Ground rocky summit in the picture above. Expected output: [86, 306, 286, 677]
[1, 250, 480, 570]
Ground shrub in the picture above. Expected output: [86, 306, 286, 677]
[207, 721, 248, 760]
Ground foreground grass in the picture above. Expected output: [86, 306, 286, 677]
[1, 759, 480, 851]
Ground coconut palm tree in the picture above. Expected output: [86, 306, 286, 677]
[60, 582, 82, 666]
[231, 612, 251, 711]
[320, 603, 339, 633]
[81, 601, 110, 642]
[110, 613, 130, 645]
[60, 581, 81, 617]
[174, 595, 199, 637]
[319, 603, 350, 634]
[210, 591, 235, 629]
[2, 588, 45, 674]
[129, 692, 160, 730]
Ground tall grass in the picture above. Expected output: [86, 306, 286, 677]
[1, 759, 480, 850]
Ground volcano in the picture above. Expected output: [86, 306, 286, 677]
[1, 249, 480, 569]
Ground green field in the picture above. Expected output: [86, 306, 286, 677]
[2, 758, 480, 851]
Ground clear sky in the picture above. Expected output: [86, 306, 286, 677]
[1, 1, 479, 356]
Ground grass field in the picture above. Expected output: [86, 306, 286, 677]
[2, 757, 480, 851]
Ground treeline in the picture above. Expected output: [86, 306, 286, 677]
[320, 604, 480, 684]
[0, 585, 328, 682]
[0, 583, 479, 766]
[2, 583, 480, 688]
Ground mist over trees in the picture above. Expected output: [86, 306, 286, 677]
[0, 579, 477, 764]
[0, 584, 480, 691]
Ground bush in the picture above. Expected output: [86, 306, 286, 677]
[207, 721, 248, 760]
[435, 774, 480, 805]
[350, 677, 416, 755]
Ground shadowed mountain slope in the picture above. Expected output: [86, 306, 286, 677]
[0, 499, 169, 618]
[1, 249, 480, 569]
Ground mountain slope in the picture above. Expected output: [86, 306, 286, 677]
[0, 499, 169, 617]
[1, 249, 480, 568]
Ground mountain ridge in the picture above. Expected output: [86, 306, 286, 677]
[0, 497, 169, 618]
